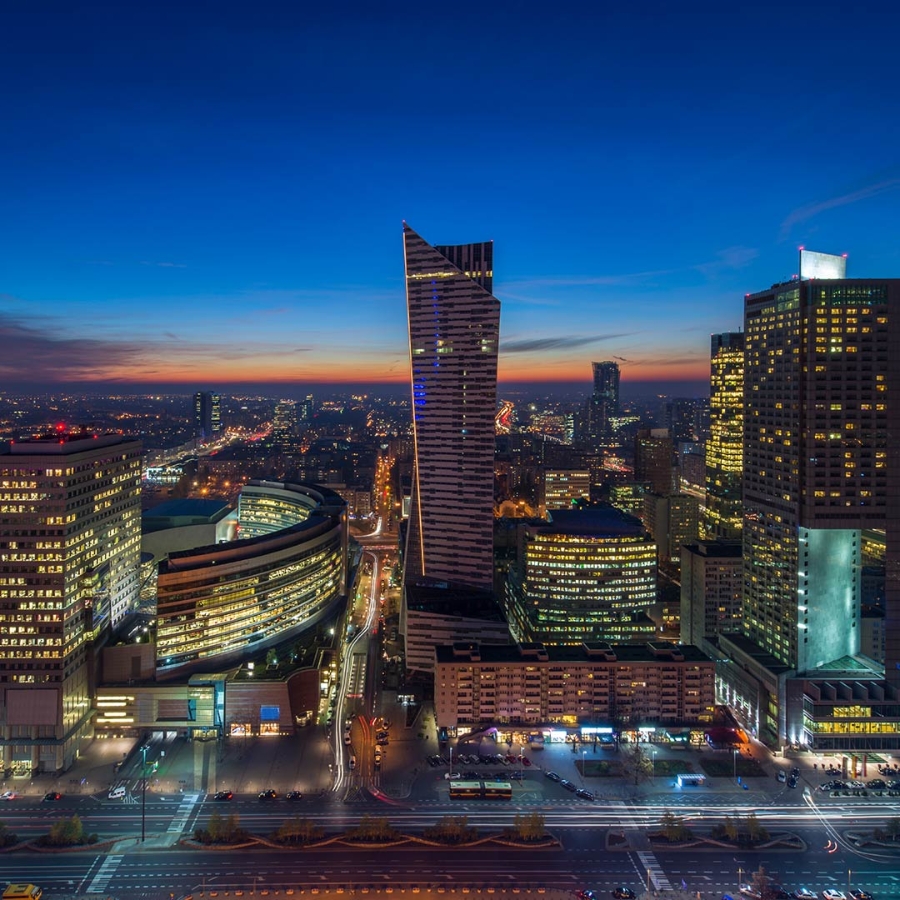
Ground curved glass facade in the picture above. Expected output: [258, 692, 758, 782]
[155, 482, 347, 676]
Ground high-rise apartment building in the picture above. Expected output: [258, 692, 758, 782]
[705, 332, 744, 540]
[0, 432, 142, 771]
[583, 361, 620, 446]
[402, 224, 499, 591]
[194, 391, 222, 441]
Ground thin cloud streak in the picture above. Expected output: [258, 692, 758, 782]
[781, 177, 900, 237]
[501, 333, 636, 354]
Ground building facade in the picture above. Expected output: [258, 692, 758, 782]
[720, 267, 899, 746]
[193, 391, 222, 441]
[403, 223, 499, 594]
[435, 641, 715, 729]
[543, 469, 590, 511]
[505, 507, 657, 645]
[0, 432, 142, 772]
[155, 481, 347, 676]
[705, 332, 744, 540]
[679, 539, 742, 646]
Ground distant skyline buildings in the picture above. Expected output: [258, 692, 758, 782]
[402, 225, 499, 592]
[193, 390, 222, 440]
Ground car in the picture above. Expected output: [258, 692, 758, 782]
[776, 770, 786, 782]
[509, 770, 525, 780]
[822, 892, 847, 900]
[787, 774, 798, 788]
[445, 772, 461, 780]
[43, 791, 62, 801]
[214, 790, 233, 801]
[576, 892, 597, 900]
[848, 890, 874, 900]
[866, 779, 885, 789]
[2, 790, 21, 801]
[344, 733, 352, 745]
[739, 886, 761, 899]
[847, 781, 864, 790]
[560, 779, 577, 792]
[545, 771, 561, 782]
[611, 890, 635, 900]
[258, 789, 277, 800]
[889, 780, 900, 790]
[286, 790, 303, 800]
[792, 890, 817, 900]
[791, 766, 800, 777]
[575, 788, 595, 801]
[520, 755, 532, 766]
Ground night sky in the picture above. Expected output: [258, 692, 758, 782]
[2, 1, 899, 394]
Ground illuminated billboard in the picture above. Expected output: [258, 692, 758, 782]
[799, 249, 846, 280]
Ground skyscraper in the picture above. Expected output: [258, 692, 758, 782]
[0, 431, 142, 771]
[705, 332, 744, 540]
[718, 263, 900, 744]
[193, 391, 222, 441]
[585, 360, 620, 445]
[403, 224, 499, 591]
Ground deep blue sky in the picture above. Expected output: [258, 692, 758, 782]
[2, 1, 898, 394]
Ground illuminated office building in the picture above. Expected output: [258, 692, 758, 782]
[634, 428, 674, 496]
[155, 481, 347, 676]
[543, 469, 590, 511]
[403, 223, 499, 592]
[584, 361, 620, 445]
[272, 400, 298, 452]
[193, 391, 222, 441]
[718, 259, 900, 748]
[0, 431, 142, 772]
[705, 332, 744, 540]
[505, 507, 657, 645]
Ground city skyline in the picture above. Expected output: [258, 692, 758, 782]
[3, 3, 900, 393]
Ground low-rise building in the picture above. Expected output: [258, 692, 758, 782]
[435, 641, 715, 729]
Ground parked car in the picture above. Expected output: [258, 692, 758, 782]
[792, 890, 816, 900]
[866, 779, 885, 789]
[822, 891, 847, 900]
[848, 890, 874, 900]
[213, 790, 233, 801]
[544, 771, 561, 782]
[611, 890, 635, 900]
[258, 789, 277, 800]
[787, 774, 798, 789]
[888, 780, 900, 790]
[576, 892, 597, 900]
[738, 887, 761, 899]
[560, 779, 577, 792]
[575, 788, 595, 801]
[286, 790, 303, 800]
[790, 767, 800, 777]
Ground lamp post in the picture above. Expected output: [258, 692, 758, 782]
[581, 750, 586, 786]
[733, 748, 739, 784]
[140, 744, 148, 843]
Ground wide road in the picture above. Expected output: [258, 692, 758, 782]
[4, 796, 900, 899]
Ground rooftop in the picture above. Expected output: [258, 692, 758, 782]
[535, 505, 645, 537]
[435, 640, 712, 665]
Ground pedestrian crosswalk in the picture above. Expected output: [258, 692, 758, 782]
[167, 792, 200, 834]
[636, 850, 673, 892]
[86, 853, 124, 893]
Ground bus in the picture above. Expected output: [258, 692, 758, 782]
[481, 780, 513, 800]
[448, 780, 482, 799]
[449, 780, 512, 800]
[4, 886, 42, 900]
[675, 773, 706, 788]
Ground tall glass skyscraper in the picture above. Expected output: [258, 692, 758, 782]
[705, 332, 744, 540]
[403, 224, 500, 591]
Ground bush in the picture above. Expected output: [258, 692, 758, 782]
[271, 817, 324, 845]
[346, 815, 398, 842]
[194, 810, 250, 845]
[503, 812, 547, 843]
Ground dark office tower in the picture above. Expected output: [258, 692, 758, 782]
[705, 333, 744, 540]
[634, 428, 674, 496]
[665, 398, 699, 443]
[739, 277, 898, 678]
[194, 391, 222, 441]
[586, 361, 620, 444]
[403, 223, 499, 591]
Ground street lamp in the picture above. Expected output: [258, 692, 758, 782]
[733, 748, 739, 783]
[581, 750, 586, 786]
[140, 744, 149, 843]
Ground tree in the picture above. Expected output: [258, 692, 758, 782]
[47, 815, 86, 846]
[424, 816, 477, 844]
[659, 810, 692, 843]
[506, 812, 546, 842]
[750, 865, 784, 900]
[273, 816, 324, 845]
[745, 812, 769, 843]
[347, 815, 397, 842]
[620, 743, 653, 786]
[723, 815, 738, 841]
[266, 648, 279, 668]
[886, 817, 900, 841]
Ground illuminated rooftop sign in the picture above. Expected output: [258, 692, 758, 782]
[799, 248, 847, 280]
